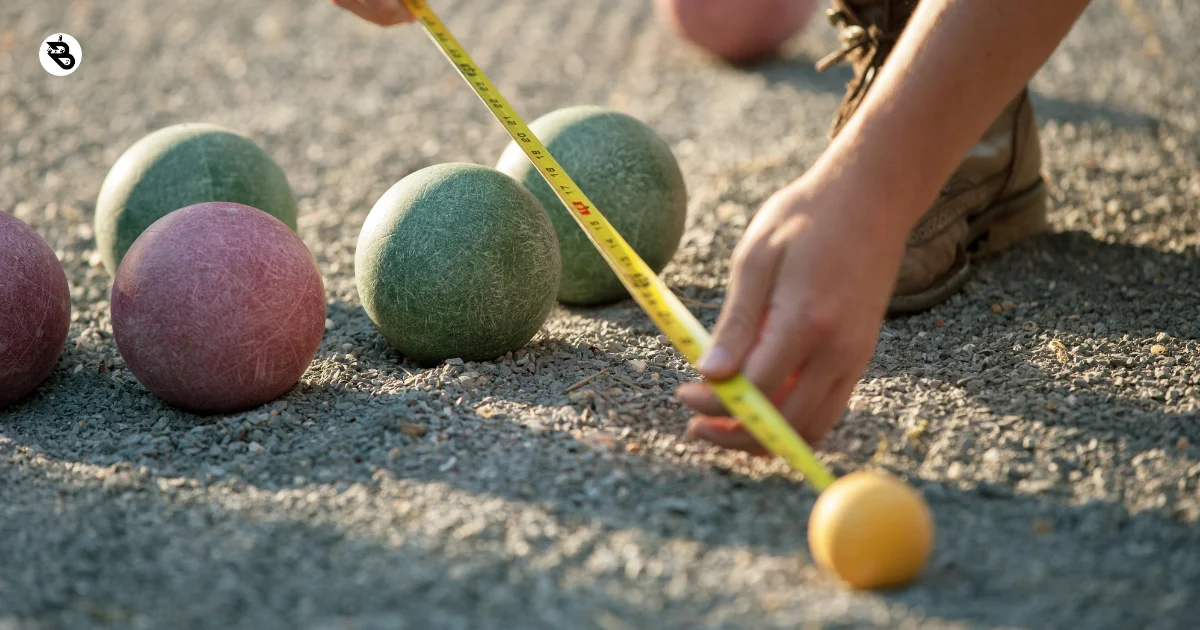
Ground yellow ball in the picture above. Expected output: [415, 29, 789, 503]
[808, 471, 935, 590]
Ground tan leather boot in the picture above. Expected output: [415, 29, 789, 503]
[817, 0, 1048, 315]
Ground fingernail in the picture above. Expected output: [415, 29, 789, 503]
[696, 347, 732, 375]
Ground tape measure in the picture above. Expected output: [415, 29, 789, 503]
[400, 0, 836, 492]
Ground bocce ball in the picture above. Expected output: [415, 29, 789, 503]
[0, 212, 71, 409]
[808, 470, 935, 590]
[95, 123, 298, 276]
[110, 202, 325, 413]
[495, 105, 687, 306]
[355, 163, 561, 364]
[653, 0, 819, 63]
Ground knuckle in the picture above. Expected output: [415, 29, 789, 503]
[798, 305, 837, 338]
[730, 240, 770, 275]
[776, 213, 812, 240]
[729, 245, 751, 273]
[760, 304, 796, 336]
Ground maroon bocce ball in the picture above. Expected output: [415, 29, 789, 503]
[110, 202, 325, 413]
[653, 0, 818, 63]
[0, 212, 71, 409]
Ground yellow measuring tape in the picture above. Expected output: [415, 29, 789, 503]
[400, 0, 836, 491]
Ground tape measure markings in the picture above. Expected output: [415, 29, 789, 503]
[399, 0, 835, 491]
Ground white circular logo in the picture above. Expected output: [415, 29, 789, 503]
[40, 33, 82, 76]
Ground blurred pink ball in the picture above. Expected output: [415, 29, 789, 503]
[654, 0, 819, 63]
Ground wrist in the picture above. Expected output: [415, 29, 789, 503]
[798, 139, 931, 251]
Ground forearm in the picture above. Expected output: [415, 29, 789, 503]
[813, 0, 1091, 232]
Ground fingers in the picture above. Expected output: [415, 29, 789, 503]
[332, 0, 414, 26]
[675, 380, 722, 416]
[796, 376, 855, 445]
[697, 239, 781, 380]
[685, 373, 852, 454]
[685, 220, 821, 418]
[736, 298, 822, 410]
[375, 0, 415, 22]
[679, 366, 804, 452]
[778, 365, 845, 445]
[680, 187, 859, 455]
[675, 366, 800, 417]
[686, 415, 771, 455]
[683, 343, 851, 454]
[332, 0, 385, 25]
[689, 282, 823, 419]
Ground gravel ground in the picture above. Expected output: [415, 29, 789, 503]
[2, 0, 1199, 628]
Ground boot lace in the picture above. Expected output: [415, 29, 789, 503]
[814, 1, 914, 133]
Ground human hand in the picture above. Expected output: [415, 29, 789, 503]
[675, 167, 912, 452]
[332, 0, 414, 26]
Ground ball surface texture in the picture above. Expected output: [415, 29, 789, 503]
[653, 0, 818, 63]
[808, 471, 935, 590]
[95, 123, 297, 275]
[496, 106, 687, 305]
[0, 212, 71, 409]
[111, 202, 325, 413]
[355, 163, 561, 364]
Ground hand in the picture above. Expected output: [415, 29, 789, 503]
[675, 167, 911, 452]
[332, 0, 414, 26]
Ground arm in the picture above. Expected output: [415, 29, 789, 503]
[679, 0, 1093, 451]
[821, 0, 1093, 233]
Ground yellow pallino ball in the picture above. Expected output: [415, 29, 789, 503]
[808, 471, 935, 589]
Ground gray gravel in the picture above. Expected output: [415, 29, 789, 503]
[2, 0, 1199, 628]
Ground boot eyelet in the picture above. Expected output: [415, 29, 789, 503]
[839, 25, 867, 46]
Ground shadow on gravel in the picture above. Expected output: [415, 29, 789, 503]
[555, 301, 670, 338]
[867, 228, 1198, 435]
[4, 232, 1198, 626]
[548, 281, 728, 334]
[753, 55, 853, 97]
[0, 458, 764, 628]
[748, 69, 1163, 132]
[1031, 93, 1162, 131]
[3, 440, 1197, 628]
[946, 230, 1198, 432]
[876, 482, 1200, 629]
[0, 303, 828, 557]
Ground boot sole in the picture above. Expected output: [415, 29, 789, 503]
[887, 177, 1048, 317]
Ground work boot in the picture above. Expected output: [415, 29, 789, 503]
[816, 0, 1048, 315]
